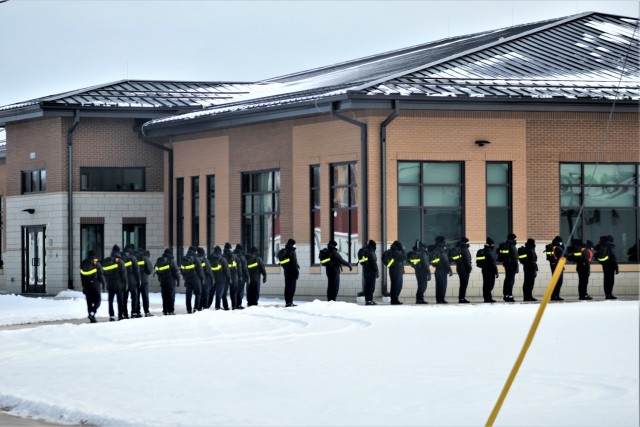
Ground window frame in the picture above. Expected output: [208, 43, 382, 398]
[21, 168, 46, 194]
[486, 161, 513, 243]
[310, 165, 321, 265]
[241, 169, 280, 265]
[330, 162, 358, 264]
[79, 167, 145, 192]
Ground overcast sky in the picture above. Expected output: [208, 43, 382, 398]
[0, 0, 638, 107]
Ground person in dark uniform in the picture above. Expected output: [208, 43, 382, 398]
[182, 246, 204, 313]
[233, 244, 250, 309]
[360, 240, 380, 305]
[598, 235, 619, 299]
[387, 240, 407, 305]
[324, 240, 352, 301]
[197, 247, 214, 309]
[501, 233, 519, 302]
[407, 240, 430, 304]
[223, 243, 241, 309]
[453, 237, 472, 303]
[208, 246, 230, 310]
[521, 238, 539, 301]
[155, 248, 180, 315]
[135, 248, 154, 317]
[481, 238, 499, 303]
[121, 245, 141, 318]
[245, 246, 267, 306]
[571, 239, 593, 300]
[80, 250, 105, 323]
[549, 236, 565, 301]
[431, 236, 453, 304]
[279, 239, 300, 307]
[102, 245, 128, 321]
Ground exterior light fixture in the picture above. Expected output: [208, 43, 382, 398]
[22, 208, 35, 214]
[475, 140, 491, 147]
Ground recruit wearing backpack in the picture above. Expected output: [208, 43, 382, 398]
[357, 247, 370, 265]
[80, 258, 98, 287]
[496, 242, 510, 263]
[475, 248, 486, 268]
[319, 247, 332, 266]
[180, 254, 198, 278]
[517, 246, 528, 265]
[448, 245, 462, 264]
[278, 248, 291, 267]
[381, 248, 394, 268]
[595, 244, 610, 264]
[154, 256, 172, 279]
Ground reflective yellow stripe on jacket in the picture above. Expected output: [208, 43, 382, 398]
[80, 268, 97, 276]
[359, 256, 368, 263]
[248, 262, 258, 269]
[155, 265, 170, 272]
[103, 264, 119, 271]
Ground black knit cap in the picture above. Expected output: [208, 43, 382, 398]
[286, 239, 296, 247]
[435, 236, 445, 244]
[214, 246, 222, 254]
[460, 237, 469, 243]
[163, 248, 172, 256]
[486, 237, 495, 246]
[112, 244, 121, 253]
[224, 242, 232, 250]
[328, 240, 338, 248]
[367, 240, 377, 250]
[526, 238, 535, 247]
[508, 233, 517, 240]
[197, 247, 205, 256]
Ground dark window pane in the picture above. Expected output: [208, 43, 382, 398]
[423, 209, 462, 243]
[398, 209, 421, 249]
[487, 207, 510, 243]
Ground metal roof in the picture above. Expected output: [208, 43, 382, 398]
[0, 80, 257, 118]
[143, 12, 640, 135]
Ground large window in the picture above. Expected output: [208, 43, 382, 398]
[242, 170, 280, 264]
[191, 176, 200, 247]
[486, 162, 512, 243]
[81, 224, 104, 261]
[310, 165, 321, 264]
[123, 222, 146, 251]
[561, 163, 639, 263]
[80, 167, 144, 191]
[207, 175, 215, 253]
[398, 161, 464, 247]
[21, 169, 46, 194]
[331, 162, 358, 264]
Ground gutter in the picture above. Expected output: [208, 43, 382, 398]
[67, 110, 80, 290]
[379, 100, 400, 296]
[140, 128, 175, 251]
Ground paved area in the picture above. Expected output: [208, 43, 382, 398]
[0, 410, 83, 426]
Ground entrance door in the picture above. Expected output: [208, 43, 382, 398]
[22, 225, 46, 293]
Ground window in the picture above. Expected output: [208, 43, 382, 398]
[207, 175, 215, 253]
[80, 167, 144, 191]
[560, 163, 639, 263]
[122, 223, 146, 251]
[176, 178, 184, 260]
[330, 162, 358, 264]
[310, 165, 321, 264]
[81, 224, 104, 261]
[21, 169, 46, 193]
[486, 162, 512, 243]
[398, 161, 464, 247]
[191, 176, 200, 247]
[242, 170, 280, 264]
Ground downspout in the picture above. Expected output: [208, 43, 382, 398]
[140, 130, 174, 251]
[330, 103, 369, 244]
[379, 100, 400, 296]
[67, 110, 80, 290]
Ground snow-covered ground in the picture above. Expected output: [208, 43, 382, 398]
[0, 292, 637, 426]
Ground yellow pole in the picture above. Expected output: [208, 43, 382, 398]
[485, 256, 567, 427]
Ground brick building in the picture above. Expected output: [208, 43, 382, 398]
[0, 12, 638, 302]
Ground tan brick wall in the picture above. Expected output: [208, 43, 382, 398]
[526, 112, 639, 242]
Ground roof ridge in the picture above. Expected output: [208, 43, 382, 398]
[349, 11, 598, 93]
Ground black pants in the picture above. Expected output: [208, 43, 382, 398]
[482, 269, 496, 302]
[577, 268, 590, 298]
[327, 271, 341, 301]
[160, 279, 176, 314]
[185, 278, 202, 312]
[523, 267, 536, 300]
[550, 264, 563, 298]
[213, 277, 228, 309]
[201, 277, 213, 309]
[123, 283, 139, 317]
[137, 279, 150, 314]
[415, 269, 429, 302]
[603, 266, 616, 296]
[457, 267, 470, 300]
[284, 270, 297, 305]
[83, 283, 101, 316]
[389, 267, 403, 303]
[363, 272, 376, 302]
[107, 287, 124, 318]
[434, 269, 448, 302]
[235, 279, 245, 308]
[228, 275, 239, 308]
[503, 265, 517, 298]
[247, 278, 261, 306]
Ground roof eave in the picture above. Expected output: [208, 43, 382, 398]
[142, 93, 639, 138]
